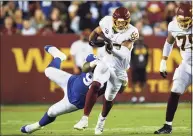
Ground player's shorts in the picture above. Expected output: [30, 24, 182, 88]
[171, 62, 192, 94]
[45, 67, 78, 117]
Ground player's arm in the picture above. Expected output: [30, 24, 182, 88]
[121, 30, 139, 50]
[89, 26, 113, 54]
[160, 32, 175, 78]
[111, 32, 138, 60]
[89, 26, 106, 47]
[82, 59, 99, 73]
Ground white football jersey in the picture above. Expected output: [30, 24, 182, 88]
[99, 16, 139, 80]
[168, 18, 192, 65]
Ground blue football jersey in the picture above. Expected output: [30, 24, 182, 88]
[67, 72, 93, 109]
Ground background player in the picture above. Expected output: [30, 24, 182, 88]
[21, 46, 105, 134]
[154, 3, 192, 134]
[74, 7, 139, 135]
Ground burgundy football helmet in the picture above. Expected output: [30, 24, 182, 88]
[176, 3, 192, 30]
[112, 7, 131, 33]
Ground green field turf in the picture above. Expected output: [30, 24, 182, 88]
[1, 103, 191, 136]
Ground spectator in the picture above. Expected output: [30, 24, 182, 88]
[77, 2, 93, 31]
[101, 1, 123, 16]
[68, 1, 80, 33]
[40, 1, 52, 19]
[13, 9, 23, 32]
[146, 1, 165, 26]
[153, 21, 168, 36]
[30, 9, 46, 30]
[21, 18, 36, 35]
[57, 21, 74, 34]
[127, 2, 143, 25]
[130, 36, 148, 103]
[3, 1, 16, 17]
[164, 2, 176, 24]
[135, 20, 153, 36]
[0, 5, 6, 27]
[16, 1, 29, 17]
[70, 29, 93, 74]
[38, 24, 54, 36]
[1, 16, 16, 35]
[90, 1, 102, 28]
[50, 8, 62, 32]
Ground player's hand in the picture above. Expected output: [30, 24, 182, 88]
[160, 59, 167, 78]
[105, 43, 113, 54]
[90, 59, 100, 68]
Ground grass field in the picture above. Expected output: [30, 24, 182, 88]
[1, 103, 191, 136]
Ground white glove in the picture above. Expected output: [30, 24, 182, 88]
[160, 59, 167, 78]
[90, 59, 100, 68]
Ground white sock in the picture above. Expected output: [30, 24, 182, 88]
[165, 121, 172, 126]
[48, 47, 66, 61]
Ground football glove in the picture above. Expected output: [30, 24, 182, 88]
[160, 59, 167, 78]
[105, 43, 113, 54]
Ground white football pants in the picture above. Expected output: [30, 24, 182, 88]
[44, 67, 78, 117]
[171, 62, 192, 94]
[93, 61, 123, 101]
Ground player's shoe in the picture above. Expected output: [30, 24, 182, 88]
[95, 113, 106, 135]
[154, 124, 172, 134]
[44, 45, 67, 61]
[74, 116, 88, 130]
[21, 122, 41, 134]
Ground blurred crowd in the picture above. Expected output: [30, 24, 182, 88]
[0, 1, 185, 36]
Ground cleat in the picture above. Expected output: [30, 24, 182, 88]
[21, 125, 28, 133]
[44, 45, 67, 61]
[21, 122, 41, 134]
[74, 116, 88, 130]
[154, 124, 172, 134]
[95, 113, 106, 135]
[44, 45, 53, 52]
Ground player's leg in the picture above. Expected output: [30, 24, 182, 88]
[21, 87, 79, 134]
[74, 62, 110, 130]
[21, 46, 73, 133]
[44, 45, 72, 88]
[154, 64, 191, 134]
[95, 76, 122, 135]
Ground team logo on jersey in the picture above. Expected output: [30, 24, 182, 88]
[105, 28, 109, 34]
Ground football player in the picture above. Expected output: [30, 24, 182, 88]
[74, 7, 139, 135]
[20, 45, 105, 134]
[154, 3, 192, 134]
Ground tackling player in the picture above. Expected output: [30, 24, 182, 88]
[20, 45, 105, 134]
[74, 7, 139, 135]
[154, 3, 192, 134]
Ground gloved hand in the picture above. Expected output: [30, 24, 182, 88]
[160, 59, 167, 78]
[105, 43, 113, 54]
